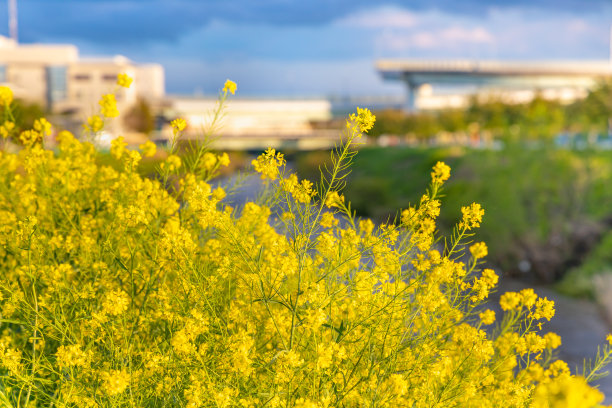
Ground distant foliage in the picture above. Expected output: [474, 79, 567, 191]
[0, 89, 46, 141]
[369, 82, 612, 140]
[123, 98, 155, 135]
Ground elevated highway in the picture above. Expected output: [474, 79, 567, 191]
[377, 59, 612, 110]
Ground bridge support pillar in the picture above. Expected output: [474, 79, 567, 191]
[404, 79, 422, 112]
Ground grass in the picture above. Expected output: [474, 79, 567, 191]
[556, 230, 612, 298]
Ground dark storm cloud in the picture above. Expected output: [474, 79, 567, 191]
[1, 0, 609, 44]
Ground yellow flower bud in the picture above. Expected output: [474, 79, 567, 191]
[117, 73, 133, 88]
[0, 86, 13, 106]
[223, 79, 237, 95]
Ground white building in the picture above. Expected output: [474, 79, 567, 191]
[0, 35, 164, 116]
[166, 97, 336, 150]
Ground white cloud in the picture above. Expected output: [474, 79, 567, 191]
[137, 4, 611, 94]
[567, 19, 589, 33]
[438, 27, 495, 44]
[336, 6, 418, 29]
[375, 26, 495, 52]
[409, 31, 437, 48]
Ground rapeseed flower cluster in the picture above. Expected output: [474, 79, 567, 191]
[116, 73, 133, 88]
[171, 118, 187, 134]
[223, 79, 237, 95]
[0, 79, 609, 408]
[99, 94, 119, 118]
[349, 106, 376, 133]
[431, 160, 451, 184]
[324, 190, 344, 208]
[252, 147, 286, 180]
[470, 241, 489, 259]
[0, 86, 12, 106]
[0, 121, 15, 139]
[55, 345, 91, 368]
[85, 114, 104, 133]
[461, 202, 485, 230]
[139, 140, 157, 157]
[18, 129, 41, 147]
[282, 174, 316, 203]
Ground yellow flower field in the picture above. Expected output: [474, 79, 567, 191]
[0, 78, 609, 407]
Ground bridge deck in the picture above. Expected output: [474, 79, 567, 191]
[377, 60, 612, 79]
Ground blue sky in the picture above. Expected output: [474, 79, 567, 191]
[1, 1, 611, 96]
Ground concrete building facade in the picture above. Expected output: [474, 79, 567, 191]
[0, 35, 164, 116]
[165, 97, 337, 150]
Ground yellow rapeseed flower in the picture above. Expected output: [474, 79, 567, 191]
[325, 191, 344, 208]
[281, 175, 316, 203]
[171, 118, 186, 136]
[0, 121, 15, 139]
[84, 115, 104, 133]
[139, 140, 157, 157]
[163, 154, 182, 172]
[102, 290, 130, 316]
[532, 375, 604, 408]
[117, 73, 133, 88]
[349, 107, 376, 133]
[320, 212, 338, 228]
[479, 309, 496, 325]
[548, 360, 570, 377]
[0, 86, 13, 106]
[223, 79, 237, 95]
[102, 369, 131, 396]
[251, 147, 285, 180]
[500, 291, 522, 311]
[460, 202, 484, 230]
[218, 152, 230, 166]
[481, 269, 498, 286]
[470, 242, 488, 259]
[203, 152, 217, 171]
[544, 332, 562, 349]
[99, 94, 119, 118]
[33, 118, 52, 137]
[212, 187, 226, 201]
[19, 130, 41, 147]
[0, 345, 22, 375]
[532, 297, 555, 321]
[110, 136, 127, 160]
[124, 149, 142, 170]
[520, 288, 538, 308]
[56, 344, 90, 368]
[431, 161, 451, 184]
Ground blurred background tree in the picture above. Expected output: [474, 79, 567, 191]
[123, 98, 155, 135]
[0, 99, 46, 132]
[368, 80, 612, 142]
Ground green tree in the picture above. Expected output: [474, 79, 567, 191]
[0, 98, 46, 132]
[123, 98, 155, 135]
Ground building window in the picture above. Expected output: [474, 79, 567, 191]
[0, 66, 5, 82]
[46, 66, 68, 108]
[102, 74, 117, 81]
[73, 74, 90, 81]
